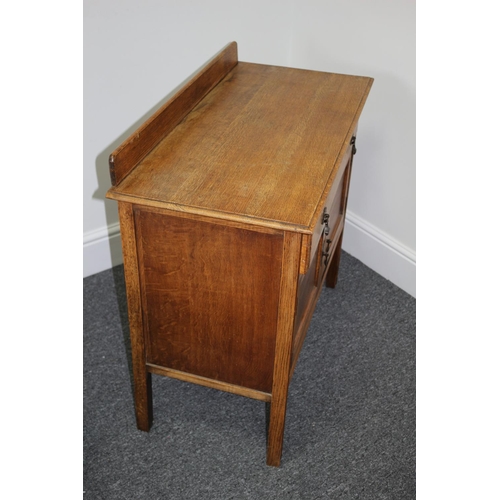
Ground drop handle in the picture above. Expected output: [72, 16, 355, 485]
[322, 239, 333, 266]
[322, 208, 330, 235]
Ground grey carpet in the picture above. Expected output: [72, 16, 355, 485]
[83, 251, 415, 499]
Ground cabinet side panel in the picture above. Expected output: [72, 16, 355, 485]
[135, 209, 283, 393]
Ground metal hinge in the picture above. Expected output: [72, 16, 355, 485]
[350, 136, 357, 155]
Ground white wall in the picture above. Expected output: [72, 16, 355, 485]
[289, 0, 416, 296]
[83, 0, 293, 276]
[84, 0, 416, 297]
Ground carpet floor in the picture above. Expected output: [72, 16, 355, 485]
[83, 251, 415, 499]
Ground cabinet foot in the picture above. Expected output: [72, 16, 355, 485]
[134, 372, 153, 431]
[266, 394, 288, 467]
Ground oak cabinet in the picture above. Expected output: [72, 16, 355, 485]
[106, 42, 373, 466]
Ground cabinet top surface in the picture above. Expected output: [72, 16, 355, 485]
[108, 61, 372, 231]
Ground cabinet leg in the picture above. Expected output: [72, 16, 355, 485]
[118, 202, 153, 431]
[326, 231, 344, 288]
[266, 231, 301, 466]
[133, 368, 153, 431]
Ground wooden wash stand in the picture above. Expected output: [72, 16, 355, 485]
[106, 42, 373, 466]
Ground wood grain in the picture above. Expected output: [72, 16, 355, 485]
[135, 206, 283, 393]
[118, 202, 153, 431]
[108, 42, 238, 186]
[107, 63, 373, 234]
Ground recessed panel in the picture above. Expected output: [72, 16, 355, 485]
[135, 208, 283, 393]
